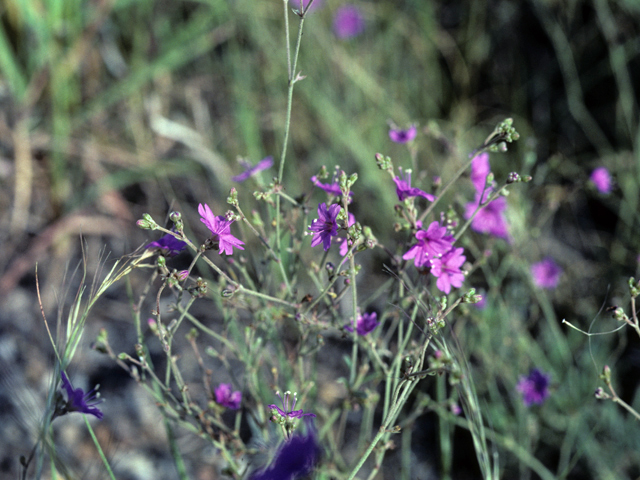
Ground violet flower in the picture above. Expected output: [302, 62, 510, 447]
[403, 221, 454, 268]
[146, 232, 187, 257]
[344, 312, 379, 336]
[333, 5, 365, 39]
[470, 153, 492, 193]
[56, 372, 103, 420]
[311, 174, 353, 199]
[198, 203, 245, 255]
[531, 258, 562, 289]
[393, 168, 435, 202]
[308, 203, 341, 252]
[517, 369, 551, 407]
[269, 391, 316, 422]
[389, 124, 417, 144]
[232, 156, 274, 183]
[430, 247, 466, 294]
[249, 420, 320, 480]
[215, 383, 242, 410]
[590, 167, 612, 194]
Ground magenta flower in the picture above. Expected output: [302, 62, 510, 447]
[198, 203, 245, 255]
[308, 203, 341, 251]
[269, 391, 316, 421]
[403, 221, 454, 267]
[430, 247, 466, 294]
[339, 213, 356, 256]
[56, 372, 103, 420]
[389, 124, 417, 144]
[590, 167, 612, 194]
[464, 193, 509, 239]
[333, 5, 365, 39]
[517, 369, 551, 406]
[215, 383, 242, 410]
[470, 153, 492, 193]
[394, 168, 435, 202]
[344, 312, 379, 336]
[146, 232, 187, 257]
[232, 156, 274, 182]
[249, 420, 320, 480]
[531, 258, 562, 289]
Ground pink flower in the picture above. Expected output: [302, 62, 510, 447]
[198, 203, 245, 255]
[464, 193, 509, 239]
[308, 203, 341, 251]
[394, 168, 435, 202]
[344, 312, 379, 336]
[215, 383, 242, 410]
[403, 221, 454, 267]
[389, 124, 417, 143]
[590, 167, 612, 194]
[430, 247, 466, 294]
[333, 5, 365, 39]
[531, 258, 562, 289]
[470, 153, 491, 193]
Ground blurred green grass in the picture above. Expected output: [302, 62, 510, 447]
[1, 0, 640, 478]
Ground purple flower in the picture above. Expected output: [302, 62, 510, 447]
[215, 383, 242, 410]
[344, 312, 379, 336]
[590, 167, 612, 194]
[308, 203, 341, 252]
[389, 124, 417, 144]
[464, 193, 509, 239]
[311, 174, 353, 199]
[146, 232, 187, 257]
[517, 369, 551, 406]
[269, 391, 316, 421]
[333, 5, 365, 39]
[198, 203, 245, 255]
[393, 168, 435, 202]
[430, 247, 466, 294]
[232, 156, 274, 182]
[289, 0, 324, 13]
[249, 421, 320, 480]
[57, 372, 103, 420]
[403, 221, 454, 267]
[339, 213, 356, 256]
[470, 153, 491, 193]
[531, 258, 562, 289]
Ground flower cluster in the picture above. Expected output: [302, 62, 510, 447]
[403, 221, 465, 294]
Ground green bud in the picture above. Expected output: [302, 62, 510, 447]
[227, 187, 239, 207]
[628, 277, 640, 298]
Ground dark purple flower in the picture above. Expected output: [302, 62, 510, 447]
[215, 383, 242, 410]
[198, 203, 245, 255]
[308, 203, 341, 252]
[58, 372, 103, 420]
[389, 124, 417, 144]
[269, 391, 316, 421]
[232, 156, 274, 183]
[403, 221, 454, 267]
[333, 5, 365, 39]
[590, 167, 612, 194]
[393, 168, 435, 202]
[146, 232, 187, 257]
[311, 174, 353, 199]
[531, 258, 562, 289]
[344, 312, 379, 336]
[430, 247, 466, 294]
[250, 421, 320, 480]
[517, 369, 551, 406]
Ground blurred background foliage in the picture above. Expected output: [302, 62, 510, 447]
[0, 0, 639, 479]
